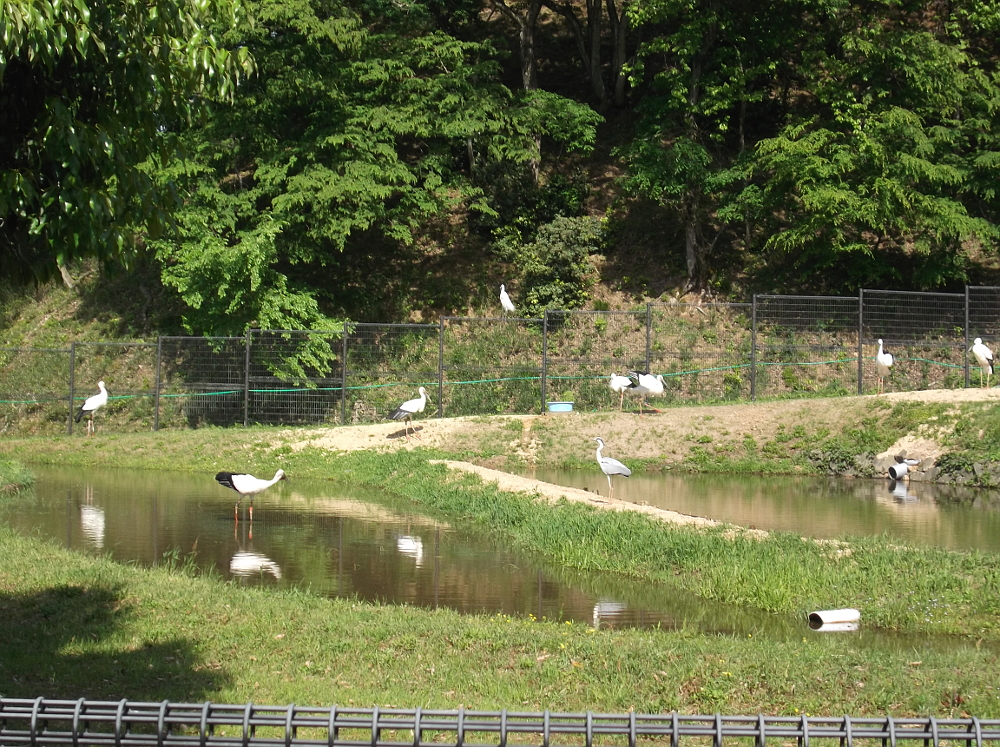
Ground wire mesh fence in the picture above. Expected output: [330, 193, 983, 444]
[1, 699, 998, 747]
[4, 286, 1000, 435]
[650, 303, 752, 403]
[754, 296, 859, 399]
[545, 310, 648, 412]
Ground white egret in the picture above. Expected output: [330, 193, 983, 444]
[75, 381, 108, 436]
[593, 437, 631, 499]
[388, 386, 428, 440]
[215, 469, 287, 522]
[971, 337, 994, 388]
[499, 284, 516, 315]
[875, 339, 894, 394]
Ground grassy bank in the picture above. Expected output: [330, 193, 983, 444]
[4, 423, 1000, 716]
[3, 427, 1000, 638]
[0, 459, 33, 492]
[2, 523, 1000, 716]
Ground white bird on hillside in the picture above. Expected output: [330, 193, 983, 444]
[875, 339, 894, 395]
[593, 437, 631, 500]
[388, 386, 428, 440]
[499, 284, 516, 316]
[75, 380, 108, 436]
[627, 371, 665, 414]
[609, 373, 635, 412]
[970, 337, 994, 389]
[215, 469, 287, 522]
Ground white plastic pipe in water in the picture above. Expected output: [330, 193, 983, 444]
[888, 463, 908, 480]
[808, 608, 860, 631]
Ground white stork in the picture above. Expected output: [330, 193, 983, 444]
[970, 337, 994, 389]
[609, 374, 635, 411]
[215, 469, 287, 522]
[627, 371, 665, 414]
[75, 381, 108, 436]
[875, 339, 894, 394]
[388, 386, 428, 440]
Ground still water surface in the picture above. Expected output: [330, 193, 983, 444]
[520, 468, 1000, 552]
[5, 465, 998, 653]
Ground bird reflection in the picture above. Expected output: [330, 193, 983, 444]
[229, 521, 282, 579]
[888, 479, 918, 503]
[79, 504, 105, 549]
[230, 550, 282, 579]
[397, 535, 424, 566]
[591, 599, 627, 628]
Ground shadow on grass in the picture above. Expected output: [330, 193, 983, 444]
[0, 583, 229, 701]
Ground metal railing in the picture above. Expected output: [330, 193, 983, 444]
[4, 285, 1000, 435]
[1, 699, 998, 747]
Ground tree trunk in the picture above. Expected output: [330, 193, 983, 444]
[492, 0, 544, 181]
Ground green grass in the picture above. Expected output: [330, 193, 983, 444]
[0, 458, 33, 492]
[3, 523, 1000, 716]
[5, 428, 1000, 715]
[4, 429, 1000, 639]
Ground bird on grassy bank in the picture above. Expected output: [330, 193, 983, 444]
[75, 381, 108, 436]
[215, 469, 287, 522]
[609, 373, 635, 411]
[971, 337, 994, 389]
[388, 386, 428, 440]
[627, 371, 665, 414]
[500, 284, 516, 316]
[593, 437, 631, 500]
[875, 339, 894, 395]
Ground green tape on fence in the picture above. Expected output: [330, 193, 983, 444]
[0, 354, 971, 406]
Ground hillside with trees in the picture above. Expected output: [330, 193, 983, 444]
[2, 0, 1000, 338]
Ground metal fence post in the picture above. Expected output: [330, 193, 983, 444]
[438, 317, 445, 418]
[154, 336, 163, 431]
[750, 297, 757, 401]
[541, 312, 549, 413]
[857, 289, 864, 395]
[68, 341, 76, 435]
[341, 321, 348, 425]
[965, 285, 971, 388]
[244, 328, 251, 427]
[645, 303, 652, 373]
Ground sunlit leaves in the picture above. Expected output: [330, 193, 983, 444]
[0, 0, 253, 283]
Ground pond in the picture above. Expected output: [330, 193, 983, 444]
[518, 467, 1000, 552]
[3, 464, 996, 654]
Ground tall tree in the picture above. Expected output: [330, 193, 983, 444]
[749, 5, 1000, 291]
[0, 0, 251, 284]
[622, 0, 801, 290]
[151, 0, 600, 334]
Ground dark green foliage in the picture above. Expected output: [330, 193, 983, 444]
[0, 0, 251, 285]
[518, 216, 602, 316]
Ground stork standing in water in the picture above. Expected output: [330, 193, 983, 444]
[627, 371, 665, 414]
[609, 373, 634, 411]
[75, 381, 108, 436]
[388, 386, 428, 440]
[215, 469, 287, 522]
[593, 437, 631, 499]
[499, 284, 516, 316]
[970, 337, 994, 388]
[875, 339, 894, 394]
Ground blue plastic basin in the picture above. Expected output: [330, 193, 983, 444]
[547, 401, 574, 412]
